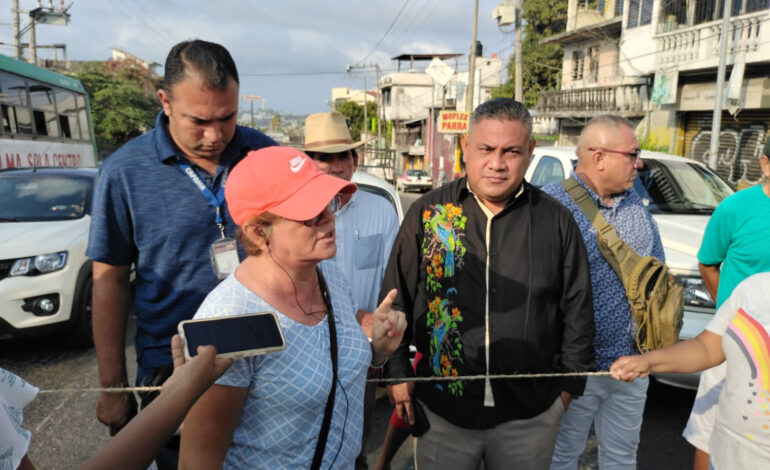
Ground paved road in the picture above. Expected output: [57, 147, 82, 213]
[0, 189, 697, 469]
[0, 331, 697, 470]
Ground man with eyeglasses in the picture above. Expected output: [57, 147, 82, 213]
[303, 111, 399, 469]
[542, 114, 665, 469]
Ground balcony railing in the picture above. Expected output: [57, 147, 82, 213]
[656, 10, 766, 68]
[536, 83, 648, 118]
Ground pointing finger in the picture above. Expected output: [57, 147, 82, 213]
[376, 289, 398, 316]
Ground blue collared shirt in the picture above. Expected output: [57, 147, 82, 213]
[542, 172, 664, 369]
[332, 190, 399, 313]
[87, 112, 276, 367]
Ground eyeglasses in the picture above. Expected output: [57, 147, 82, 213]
[306, 151, 354, 163]
[588, 146, 642, 163]
[301, 196, 340, 226]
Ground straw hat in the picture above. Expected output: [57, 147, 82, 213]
[303, 111, 363, 154]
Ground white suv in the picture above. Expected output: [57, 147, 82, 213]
[526, 146, 734, 389]
[0, 167, 98, 348]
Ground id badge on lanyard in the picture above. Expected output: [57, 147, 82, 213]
[178, 161, 239, 279]
[210, 215, 239, 280]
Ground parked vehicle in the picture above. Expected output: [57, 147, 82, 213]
[0, 168, 400, 349]
[526, 146, 735, 389]
[0, 167, 98, 347]
[354, 170, 404, 221]
[396, 169, 433, 193]
[0, 53, 97, 170]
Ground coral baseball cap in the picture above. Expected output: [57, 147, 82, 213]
[226, 146, 356, 225]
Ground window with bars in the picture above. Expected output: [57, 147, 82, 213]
[659, 0, 769, 32]
[588, 47, 600, 83]
[572, 51, 585, 80]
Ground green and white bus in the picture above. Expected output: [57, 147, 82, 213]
[0, 53, 96, 169]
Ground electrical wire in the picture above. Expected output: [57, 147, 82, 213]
[357, 0, 412, 64]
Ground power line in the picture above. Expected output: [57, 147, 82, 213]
[376, 0, 437, 56]
[240, 17, 770, 99]
[104, 0, 175, 47]
[357, 0, 411, 64]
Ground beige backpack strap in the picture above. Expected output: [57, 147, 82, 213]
[560, 178, 638, 279]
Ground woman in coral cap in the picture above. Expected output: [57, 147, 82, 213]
[178, 146, 406, 470]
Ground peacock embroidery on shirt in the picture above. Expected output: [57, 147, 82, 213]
[422, 203, 467, 396]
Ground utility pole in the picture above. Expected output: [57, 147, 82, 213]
[708, 0, 733, 170]
[465, 0, 479, 113]
[346, 63, 384, 150]
[514, 0, 523, 102]
[363, 75, 368, 148]
[493, 1, 521, 99]
[242, 94, 263, 129]
[12, 1, 72, 64]
[12, 0, 22, 60]
[29, 16, 37, 65]
[374, 64, 382, 148]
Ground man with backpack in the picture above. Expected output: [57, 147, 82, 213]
[542, 115, 665, 469]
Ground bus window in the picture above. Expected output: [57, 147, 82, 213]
[0, 71, 33, 135]
[2, 104, 15, 134]
[29, 83, 59, 137]
[54, 87, 79, 140]
[76, 95, 90, 141]
[0, 55, 97, 167]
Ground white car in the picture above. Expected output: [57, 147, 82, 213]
[0, 167, 97, 348]
[353, 170, 404, 222]
[526, 146, 734, 389]
[396, 169, 433, 193]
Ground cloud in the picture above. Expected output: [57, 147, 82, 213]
[20, 0, 506, 113]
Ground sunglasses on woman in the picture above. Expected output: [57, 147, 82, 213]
[302, 195, 341, 226]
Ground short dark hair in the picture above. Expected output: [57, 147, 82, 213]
[162, 40, 239, 94]
[469, 98, 532, 138]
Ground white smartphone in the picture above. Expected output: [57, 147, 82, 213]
[177, 312, 286, 361]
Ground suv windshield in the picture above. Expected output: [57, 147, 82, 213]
[0, 174, 93, 221]
[634, 160, 733, 214]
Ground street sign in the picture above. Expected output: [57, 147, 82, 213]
[242, 94, 262, 102]
[438, 110, 468, 134]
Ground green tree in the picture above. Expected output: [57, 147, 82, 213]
[271, 113, 282, 131]
[336, 100, 377, 142]
[66, 60, 161, 156]
[492, 1, 567, 108]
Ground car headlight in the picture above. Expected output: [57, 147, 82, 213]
[10, 252, 68, 276]
[674, 275, 715, 309]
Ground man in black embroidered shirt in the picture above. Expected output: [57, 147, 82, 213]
[381, 98, 595, 469]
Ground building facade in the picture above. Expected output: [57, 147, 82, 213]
[379, 52, 503, 181]
[537, 0, 769, 188]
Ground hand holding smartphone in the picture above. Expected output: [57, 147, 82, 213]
[177, 312, 286, 361]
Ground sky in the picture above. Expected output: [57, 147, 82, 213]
[3, 0, 514, 115]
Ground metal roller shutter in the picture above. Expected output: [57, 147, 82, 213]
[683, 110, 770, 188]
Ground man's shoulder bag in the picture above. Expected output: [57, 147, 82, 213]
[560, 178, 684, 352]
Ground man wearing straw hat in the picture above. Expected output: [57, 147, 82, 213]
[303, 111, 400, 468]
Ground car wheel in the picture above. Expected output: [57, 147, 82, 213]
[68, 262, 94, 349]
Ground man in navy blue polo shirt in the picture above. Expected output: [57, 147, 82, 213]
[87, 39, 275, 469]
